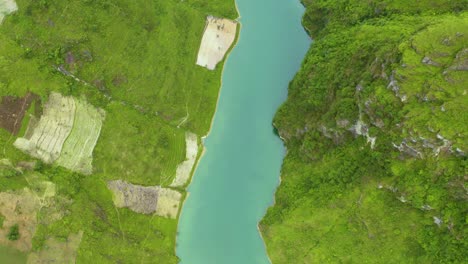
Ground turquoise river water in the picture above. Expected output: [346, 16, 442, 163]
[177, 0, 310, 263]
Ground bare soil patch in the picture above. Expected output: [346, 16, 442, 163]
[108, 180, 181, 219]
[108, 180, 159, 215]
[0, 189, 40, 252]
[0, 92, 39, 135]
[196, 16, 237, 70]
[170, 132, 198, 187]
[0, 165, 72, 256]
[155, 188, 182, 219]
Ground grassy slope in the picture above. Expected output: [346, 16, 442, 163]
[0, 0, 236, 262]
[262, 1, 467, 263]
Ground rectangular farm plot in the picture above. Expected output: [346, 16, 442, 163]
[14, 93, 76, 164]
[0, 92, 38, 135]
[108, 180, 182, 219]
[14, 92, 105, 174]
[56, 99, 105, 175]
[196, 16, 237, 70]
[0, 0, 17, 24]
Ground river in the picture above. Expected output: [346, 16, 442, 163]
[176, 0, 310, 263]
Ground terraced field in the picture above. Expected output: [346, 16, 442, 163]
[14, 93, 75, 164]
[14, 93, 104, 174]
[56, 98, 105, 175]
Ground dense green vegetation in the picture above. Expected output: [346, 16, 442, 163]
[0, 0, 236, 262]
[262, 1, 467, 263]
[7, 224, 19, 241]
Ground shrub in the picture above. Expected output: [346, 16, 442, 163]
[7, 224, 20, 241]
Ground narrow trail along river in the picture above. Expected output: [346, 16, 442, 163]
[177, 0, 310, 263]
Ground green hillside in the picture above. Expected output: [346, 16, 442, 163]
[261, 1, 467, 263]
[0, 0, 236, 263]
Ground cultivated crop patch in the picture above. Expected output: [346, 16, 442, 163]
[14, 93, 76, 164]
[14, 92, 104, 174]
[56, 98, 105, 175]
[170, 132, 198, 187]
[0, 0, 17, 24]
[196, 16, 237, 70]
[0, 92, 39, 135]
[108, 180, 181, 219]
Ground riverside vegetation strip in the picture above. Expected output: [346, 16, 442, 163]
[0, 0, 236, 263]
[261, 1, 467, 263]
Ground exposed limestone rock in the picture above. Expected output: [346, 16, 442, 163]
[337, 119, 350, 128]
[387, 70, 407, 102]
[387, 70, 400, 94]
[348, 119, 377, 149]
[392, 141, 423, 158]
[319, 125, 343, 144]
[421, 56, 441, 66]
[449, 48, 468, 71]
[355, 83, 363, 92]
[421, 205, 433, 211]
[366, 136, 376, 149]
